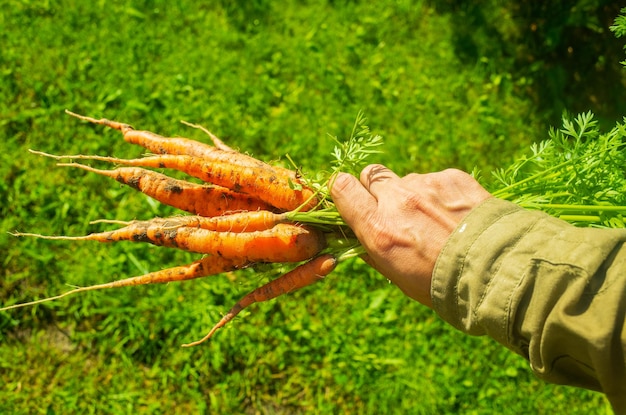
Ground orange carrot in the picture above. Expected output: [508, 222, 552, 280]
[67, 110, 295, 176]
[177, 210, 288, 232]
[182, 254, 337, 347]
[31, 151, 318, 211]
[129, 210, 289, 233]
[0, 255, 250, 312]
[66, 110, 223, 160]
[58, 163, 273, 216]
[13, 222, 326, 263]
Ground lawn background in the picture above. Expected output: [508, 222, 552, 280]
[1, 1, 624, 414]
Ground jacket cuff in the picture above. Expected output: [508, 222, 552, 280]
[430, 197, 544, 349]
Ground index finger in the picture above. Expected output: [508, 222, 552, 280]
[359, 164, 400, 200]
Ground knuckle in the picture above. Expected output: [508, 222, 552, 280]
[399, 191, 428, 210]
[360, 216, 399, 253]
[367, 226, 397, 254]
[360, 164, 392, 185]
[442, 168, 469, 181]
[361, 163, 386, 176]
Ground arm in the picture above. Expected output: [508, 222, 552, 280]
[331, 165, 626, 412]
[432, 196, 626, 411]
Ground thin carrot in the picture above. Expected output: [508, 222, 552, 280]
[176, 210, 288, 232]
[0, 255, 250, 312]
[182, 253, 337, 347]
[66, 110, 223, 160]
[31, 150, 318, 211]
[126, 210, 289, 233]
[58, 163, 273, 216]
[12, 222, 326, 263]
[67, 110, 295, 176]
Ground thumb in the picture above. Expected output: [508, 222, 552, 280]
[329, 172, 376, 229]
[329, 172, 360, 204]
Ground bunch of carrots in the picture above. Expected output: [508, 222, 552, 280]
[5, 109, 622, 347]
[2, 111, 365, 347]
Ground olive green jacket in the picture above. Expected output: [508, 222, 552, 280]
[431, 198, 626, 413]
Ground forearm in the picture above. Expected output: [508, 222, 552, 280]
[431, 198, 626, 411]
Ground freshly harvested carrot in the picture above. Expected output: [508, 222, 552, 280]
[173, 210, 288, 232]
[13, 222, 326, 263]
[121, 210, 289, 233]
[182, 253, 338, 347]
[67, 110, 295, 176]
[31, 151, 318, 211]
[0, 255, 250, 312]
[66, 110, 223, 161]
[58, 163, 273, 216]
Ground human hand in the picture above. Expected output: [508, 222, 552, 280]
[330, 164, 491, 307]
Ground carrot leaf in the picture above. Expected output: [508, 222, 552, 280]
[330, 110, 384, 177]
[486, 112, 626, 228]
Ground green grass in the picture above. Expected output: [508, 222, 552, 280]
[0, 1, 618, 413]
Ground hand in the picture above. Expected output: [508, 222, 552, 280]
[330, 164, 491, 307]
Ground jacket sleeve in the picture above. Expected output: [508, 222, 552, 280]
[431, 197, 626, 412]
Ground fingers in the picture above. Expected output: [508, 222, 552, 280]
[329, 164, 402, 240]
[329, 164, 400, 225]
[359, 164, 400, 200]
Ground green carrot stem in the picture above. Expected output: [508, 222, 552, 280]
[558, 215, 602, 223]
[287, 210, 347, 226]
[525, 203, 626, 212]
[336, 245, 367, 262]
[492, 143, 624, 199]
